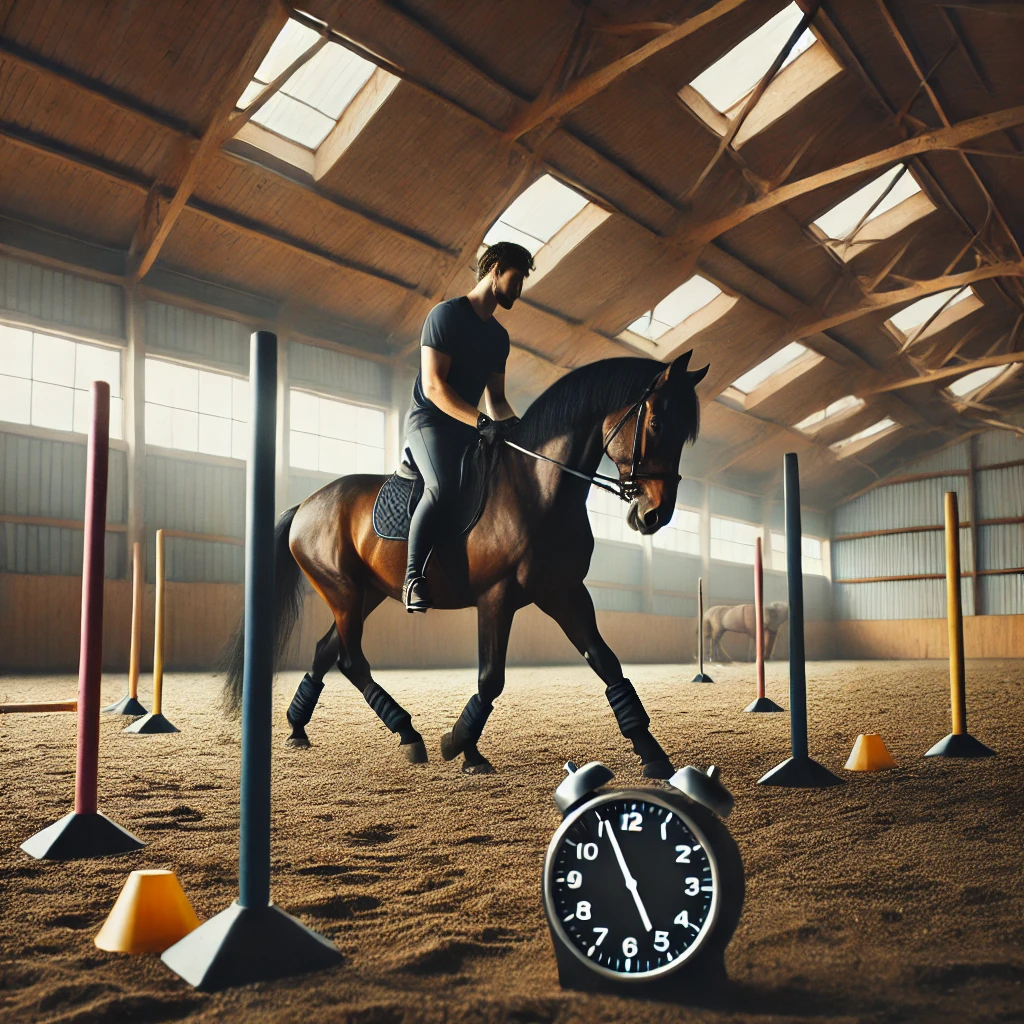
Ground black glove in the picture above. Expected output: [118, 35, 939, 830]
[476, 413, 518, 445]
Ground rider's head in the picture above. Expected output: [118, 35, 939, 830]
[477, 242, 535, 310]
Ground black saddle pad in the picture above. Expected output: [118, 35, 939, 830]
[372, 440, 492, 542]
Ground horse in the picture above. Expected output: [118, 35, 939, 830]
[223, 352, 707, 778]
[702, 602, 789, 663]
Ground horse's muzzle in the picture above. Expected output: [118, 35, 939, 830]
[627, 500, 661, 535]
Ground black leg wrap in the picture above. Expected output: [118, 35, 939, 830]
[287, 674, 324, 728]
[363, 681, 412, 734]
[605, 678, 650, 737]
[452, 694, 493, 747]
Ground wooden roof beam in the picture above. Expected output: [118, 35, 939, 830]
[129, 3, 290, 282]
[863, 349, 1024, 394]
[503, 0, 752, 140]
[691, 105, 1024, 244]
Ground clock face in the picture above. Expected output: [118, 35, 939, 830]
[545, 792, 718, 979]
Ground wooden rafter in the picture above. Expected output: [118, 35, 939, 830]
[863, 349, 1024, 394]
[502, 0, 751, 140]
[690, 105, 1024, 244]
[129, 3, 290, 282]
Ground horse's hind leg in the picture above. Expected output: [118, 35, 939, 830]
[536, 584, 673, 780]
[285, 624, 339, 748]
[336, 590, 427, 764]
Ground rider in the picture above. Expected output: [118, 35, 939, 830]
[402, 240, 534, 612]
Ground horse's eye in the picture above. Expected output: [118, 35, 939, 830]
[649, 415, 661, 435]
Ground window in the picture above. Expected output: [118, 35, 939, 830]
[771, 531, 826, 575]
[587, 487, 642, 545]
[813, 165, 922, 242]
[0, 325, 123, 438]
[731, 342, 809, 394]
[624, 276, 722, 342]
[947, 364, 1019, 399]
[652, 507, 701, 555]
[145, 358, 248, 458]
[794, 395, 864, 432]
[830, 417, 897, 455]
[710, 517, 759, 564]
[236, 20, 377, 150]
[289, 389, 385, 475]
[484, 174, 590, 255]
[888, 287, 972, 336]
[689, 2, 816, 115]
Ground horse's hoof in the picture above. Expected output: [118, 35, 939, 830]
[285, 735, 311, 749]
[642, 758, 674, 780]
[440, 730, 461, 761]
[402, 740, 428, 764]
[462, 757, 495, 775]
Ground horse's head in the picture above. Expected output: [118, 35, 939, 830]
[603, 351, 708, 535]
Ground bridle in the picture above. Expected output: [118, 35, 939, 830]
[503, 375, 682, 503]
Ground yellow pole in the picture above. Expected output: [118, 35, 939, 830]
[128, 541, 142, 700]
[153, 529, 165, 716]
[945, 492, 967, 736]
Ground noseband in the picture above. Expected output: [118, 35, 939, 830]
[504, 375, 683, 503]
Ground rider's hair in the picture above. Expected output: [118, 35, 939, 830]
[476, 241, 535, 282]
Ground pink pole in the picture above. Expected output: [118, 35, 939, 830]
[755, 535, 765, 699]
[74, 382, 109, 815]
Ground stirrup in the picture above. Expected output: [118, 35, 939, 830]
[403, 575, 432, 613]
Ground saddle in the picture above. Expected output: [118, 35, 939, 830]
[372, 438, 493, 542]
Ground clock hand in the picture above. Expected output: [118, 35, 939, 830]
[599, 817, 653, 932]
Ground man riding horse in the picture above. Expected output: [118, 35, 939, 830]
[403, 241, 533, 613]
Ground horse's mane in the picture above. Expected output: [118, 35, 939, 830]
[511, 357, 699, 448]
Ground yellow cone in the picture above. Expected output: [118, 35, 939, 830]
[844, 733, 897, 772]
[95, 870, 201, 954]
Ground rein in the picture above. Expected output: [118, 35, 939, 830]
[504, 376, 682, 503]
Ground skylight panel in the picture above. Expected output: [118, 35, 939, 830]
[689, 2, 815, 114]
[626, 276, 722, 341]
[236, 19, 377, 150]
[830, 417, 896, 454]
[731, 342, 808, 394]
[813, 165, 922, 241]
[794, 395, 864, 431]
[889, 288, 970, 334]
[947, 365, 1015, 398]
[484, 175, 589, 252]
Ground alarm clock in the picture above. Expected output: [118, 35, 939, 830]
[542, 760, 744, 996]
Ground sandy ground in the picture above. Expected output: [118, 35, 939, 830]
[0, 659, 1022, 1024]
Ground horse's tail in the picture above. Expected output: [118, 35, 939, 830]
[222, 504, 304, 716]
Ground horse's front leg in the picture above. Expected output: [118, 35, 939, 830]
[536, 584, 673, 780]
[441, 585, 515, 775]
[285, 624, 339, 748]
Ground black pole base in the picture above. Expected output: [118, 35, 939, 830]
[123, 712, 179, 734]
[691, 673, 714, 683]
[924, 732, 996, 758]
[744, 696, 785, 713]
[103, 694, 148, 716]
[21, 810, 145, 860]
[161, 901, 343, 991]
[758, 755, 845, 788]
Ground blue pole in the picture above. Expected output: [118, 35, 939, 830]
[784, 452, 807, 760]
[240, 331, 277, 909]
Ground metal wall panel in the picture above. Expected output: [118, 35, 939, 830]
[652, 551, 700, 592]
[767, 504, 828, 539]
[833, 528, 972, 579]
[903, 442, 969, 474]
[653, 594, 696, 617]
[978, 523, 1024, 574]
[289, 471, 337, 509]
[145, 300, 249, 372]
[0, 255, 124, 338]
[677, 478, 704, 508]
[586, 541, 643, 586]
[710, 486, 760, 523]
[289, 341, 390, 403]
[708, 561, 754, 602]
[981, 573, 1024, 616]
[832, 475, 969, 534]
[977, 465, 1024, 521]
[834, 577, 974, 620]
[588, 585, 643, 613]
[0, 430, 127, 577]
[161, 535, 243, 584]
[975, 430, 1024, 467]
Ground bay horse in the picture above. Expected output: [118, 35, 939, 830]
[223, 352, 707, 777]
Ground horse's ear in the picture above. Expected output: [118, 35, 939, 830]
[663, 350, 709, 388]
[689, 362, 710, 386]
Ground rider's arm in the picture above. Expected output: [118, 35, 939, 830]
[483, 373, 516, 422]
[421, 347, 482, 427]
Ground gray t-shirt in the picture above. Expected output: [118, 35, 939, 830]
[408, 297, 510, 428]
